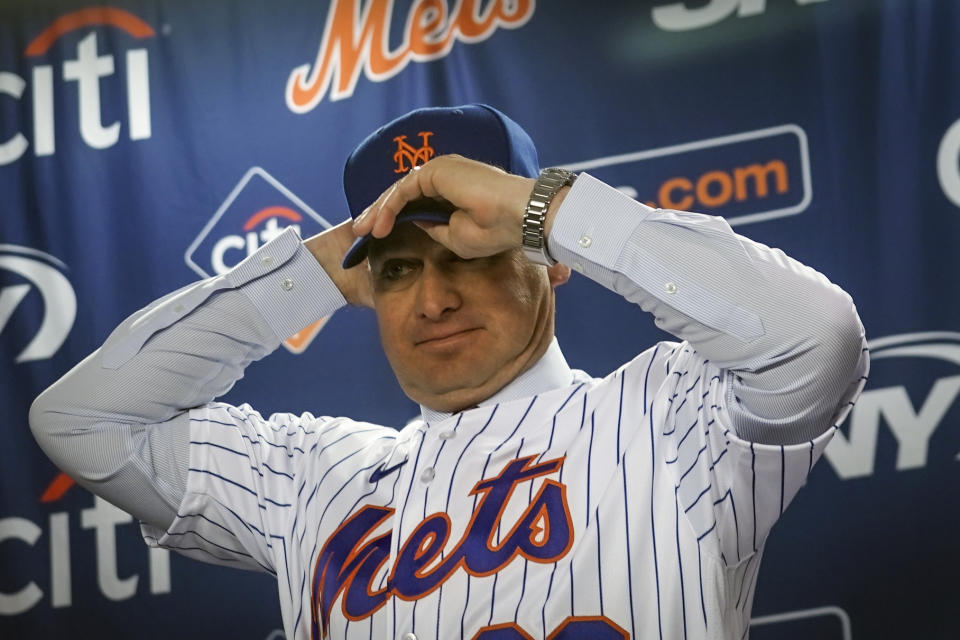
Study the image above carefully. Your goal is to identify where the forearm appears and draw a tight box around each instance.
[30,229,345,526]
[548,173,867,444]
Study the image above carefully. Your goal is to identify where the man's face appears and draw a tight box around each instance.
[367,223,555,412]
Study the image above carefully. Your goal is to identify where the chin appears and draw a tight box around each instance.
[404,371,503,412]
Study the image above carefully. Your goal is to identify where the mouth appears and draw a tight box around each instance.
[414,328,482,349]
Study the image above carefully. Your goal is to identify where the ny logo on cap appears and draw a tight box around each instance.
[393,132,434,173]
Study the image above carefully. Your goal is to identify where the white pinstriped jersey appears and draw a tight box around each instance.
[142,339,865,640]
[23,173,867,640]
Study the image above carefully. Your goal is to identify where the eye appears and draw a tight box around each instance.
[380,259,415,281]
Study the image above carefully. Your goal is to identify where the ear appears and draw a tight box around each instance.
[547,262,571,288]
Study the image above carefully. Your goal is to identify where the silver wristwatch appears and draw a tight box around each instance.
[521,167,577,266]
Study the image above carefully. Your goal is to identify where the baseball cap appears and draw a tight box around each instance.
[341,104,541,268]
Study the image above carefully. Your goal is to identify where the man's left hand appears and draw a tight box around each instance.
[351,155,563,259]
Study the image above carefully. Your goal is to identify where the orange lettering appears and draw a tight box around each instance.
[286,0,535,113]
[409,0,449,57]
[659,177,694,210]
[696,170,733,208]
[733,160,788,200]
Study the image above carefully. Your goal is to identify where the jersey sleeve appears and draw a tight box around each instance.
[654,344,869,565]
[30,228,348,536]
[141,404,395,574]
[548,173,868,447]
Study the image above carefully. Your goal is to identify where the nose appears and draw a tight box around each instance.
[416,263,461,320]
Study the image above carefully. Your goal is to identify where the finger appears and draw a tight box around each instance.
[374,168,430,233]
[366,184,403,239]
[413,220,451,249]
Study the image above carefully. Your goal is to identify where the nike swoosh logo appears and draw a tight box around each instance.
[369,459,408,483]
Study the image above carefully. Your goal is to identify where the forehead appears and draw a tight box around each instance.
[367,223,444,262]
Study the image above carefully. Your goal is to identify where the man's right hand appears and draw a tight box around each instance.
[303,220,374,308]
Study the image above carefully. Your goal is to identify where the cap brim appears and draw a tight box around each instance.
[341,204,455,268]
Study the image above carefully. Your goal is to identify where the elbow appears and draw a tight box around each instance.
[816,289,867,379]
[29,386,65,459]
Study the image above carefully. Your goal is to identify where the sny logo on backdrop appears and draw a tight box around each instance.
[184,167,335,354]
[822,332,960,479]
[0,7,156,166]
[0,245,75,363]
[651,0,829,31]
[563,124,811,226]
[285,0,535,113]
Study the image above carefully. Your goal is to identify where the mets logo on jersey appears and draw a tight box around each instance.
[393,132,435,173]
[309,455,573,638]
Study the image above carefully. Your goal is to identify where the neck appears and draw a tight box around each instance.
[419,338,573,424]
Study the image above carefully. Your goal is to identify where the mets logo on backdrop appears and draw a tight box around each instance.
[184,167,335,354]
[285,0,535,113]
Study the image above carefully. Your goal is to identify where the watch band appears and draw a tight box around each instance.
[521,167,577,266]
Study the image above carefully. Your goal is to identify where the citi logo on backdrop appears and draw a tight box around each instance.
[184,167,336,354]
[0,7,156,166]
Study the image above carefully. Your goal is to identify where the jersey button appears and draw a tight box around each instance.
[402,633,417,640]
[438,430,456,440]
[420,467,435,483]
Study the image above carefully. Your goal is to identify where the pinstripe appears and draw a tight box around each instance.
[596,506,604,616]
[779,446,786,516]
[176,511,234,536]
[697,539,706,627]
[432,414,464,640]
[750,443,757,552]
[299,443,378,544]
[316,454,391,534]
[462,437,502,637]
[676,417,700,449]
[512,387,584,625]
[734,554,757,610]
[616,371,625,463]
[678,444,709,487]
[739,552,762,613]
[540,431,570,637]
[642,345,660,640]
[586,410,595,528]
[395,428,428,637]
[489,437,526,627]
[675,485,688,640]
[142,536,247,566]
[494,396,537,451]
[189,467,258,497]
[411,427,449,632]
[438,406,499,637]
[684,484,712,514]
[162,528,255,561]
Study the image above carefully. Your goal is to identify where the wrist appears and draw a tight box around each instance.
[542,185,569,241]
[521,168,577,266]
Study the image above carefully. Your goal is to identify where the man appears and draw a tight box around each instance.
[31,104,868,640]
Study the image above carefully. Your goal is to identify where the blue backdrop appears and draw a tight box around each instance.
[2,0,957,637]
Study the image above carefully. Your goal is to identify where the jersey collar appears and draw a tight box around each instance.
[419,337,574,425]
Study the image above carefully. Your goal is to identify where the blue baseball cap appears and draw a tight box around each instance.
[341,104,541,268]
